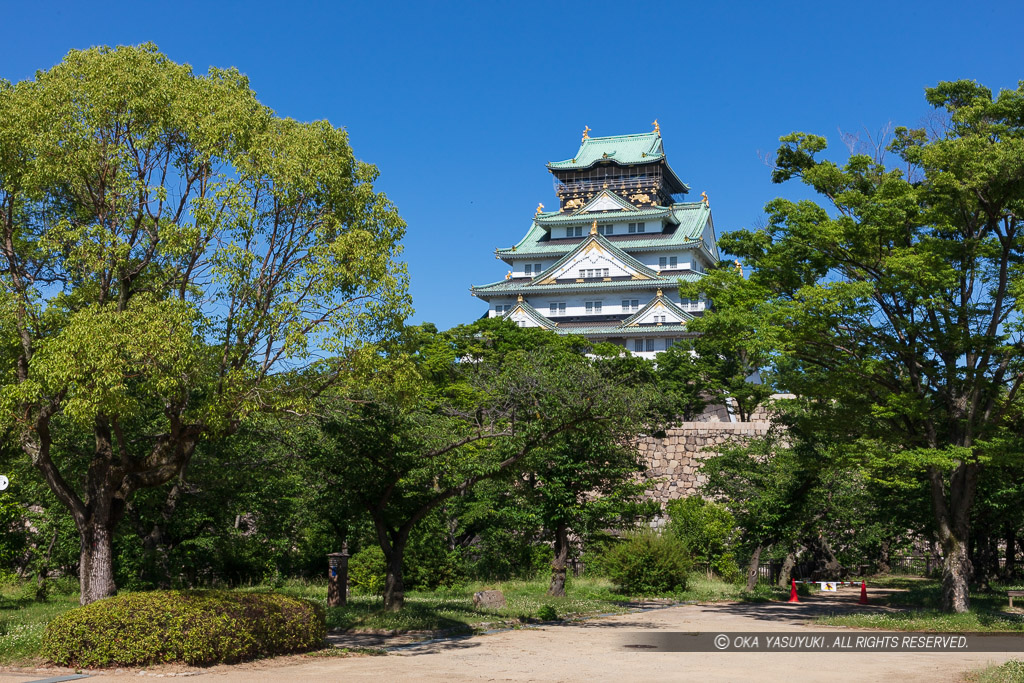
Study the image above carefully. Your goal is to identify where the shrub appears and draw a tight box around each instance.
[603,532,691,595]
[665,497,741,582]
[348,546,387,596]
[43,590,324,667]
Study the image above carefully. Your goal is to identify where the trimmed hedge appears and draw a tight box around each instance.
[43,590,325,667]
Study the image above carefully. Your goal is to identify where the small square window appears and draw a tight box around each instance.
[603,268,609,277]
[634,340,644,352]
[579,269,585,278]
[670,256,677,268]
[535,263,543,273]
[636,222,645,233]
[659,257,667,268]
[525,264,532,276]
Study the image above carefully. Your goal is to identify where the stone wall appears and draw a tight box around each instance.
[639,400,781,529]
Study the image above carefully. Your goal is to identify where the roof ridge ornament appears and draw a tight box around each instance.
[582,125,591,142]
[652,119,660,136]
[536,202,544,214]
[518,294,523,303]
[701,191,709,207]
[590,220,598,235]
[657,288,663,297]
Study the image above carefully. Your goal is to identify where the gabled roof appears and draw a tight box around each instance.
[531,231,659,285]
[621,290,695,326]
[573,190,640,214]
[548,133,664,171]
[503,298,556,330]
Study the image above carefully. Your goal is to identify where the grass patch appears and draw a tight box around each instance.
[964,660,1024,683]
[816,578,1024,633]
[0,580,80,666]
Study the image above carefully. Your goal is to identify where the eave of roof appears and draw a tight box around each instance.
[471,272,703,296]
[547,133,664,171]
[496,202,711,261]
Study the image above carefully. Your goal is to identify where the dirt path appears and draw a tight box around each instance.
[33,587,1024,682]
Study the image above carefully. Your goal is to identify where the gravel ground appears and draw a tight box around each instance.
[17,587,1023,682]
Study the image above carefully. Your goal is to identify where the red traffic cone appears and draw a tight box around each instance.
[859,581,868,605]
[788,578,799,603]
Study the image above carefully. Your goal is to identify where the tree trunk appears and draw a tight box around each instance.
[383,543,406,612]
[745,544,763,592]
[79,523,117,605]
[777,552,796,588]
[1005,527,1016,580]
[548,522,569,597]
[930,463,976,613]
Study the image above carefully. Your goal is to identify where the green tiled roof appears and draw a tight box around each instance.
[496,202,711,259]
[471,272,703,296]
[503,300,556,330]
[536,206,674,226]
[548,133,664,170]
[555,324,694,337]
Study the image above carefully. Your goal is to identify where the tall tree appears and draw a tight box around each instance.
[702,80,1024,611]
[0,45,408,603]
[309,321,652,610]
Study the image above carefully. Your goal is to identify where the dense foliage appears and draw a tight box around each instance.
[602,532,691,595]
[666,497,741,582]
[42,591,325,666]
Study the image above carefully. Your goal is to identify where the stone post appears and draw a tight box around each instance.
[327,542,349,607]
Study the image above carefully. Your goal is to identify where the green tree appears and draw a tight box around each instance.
[698,81,1024,611]
[666,497,740,582]
[0,45,408,603]
[309,320,652,610]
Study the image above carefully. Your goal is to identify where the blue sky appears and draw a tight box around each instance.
[3,1,1023,330]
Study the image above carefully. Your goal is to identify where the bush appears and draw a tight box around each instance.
[43,590,325,667]
[665,497,741,582]
[348,546,387,596]
[602,532,691,595]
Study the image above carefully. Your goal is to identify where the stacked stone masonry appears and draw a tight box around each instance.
[639,401,778,529]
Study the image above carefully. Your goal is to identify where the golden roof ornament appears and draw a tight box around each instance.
[505,270,511,280]
[581,125,591,142]
[652,119,660,136]
[536,202,544,214]
[657,288,663,297]
[701,191,709,207]
[517,294,523,303]
[590,220,598,235]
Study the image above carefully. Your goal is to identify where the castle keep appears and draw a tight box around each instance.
[471,126,718,358]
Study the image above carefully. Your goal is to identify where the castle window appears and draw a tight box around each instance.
[603,268,610,277]
[659,257,666,268]
[585,301,602,314]
[535,263,542,273]
[634,340,644,352]
[628,222,646,234]
[567,226,582,238]
[670,256,677,268]
[622,299,639,312]
[646,339,655,352]
[597,224,613,235]
[549,302,566,315]
[524,264,532,276]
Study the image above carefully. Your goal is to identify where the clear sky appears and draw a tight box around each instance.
[3,1,1023,330]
